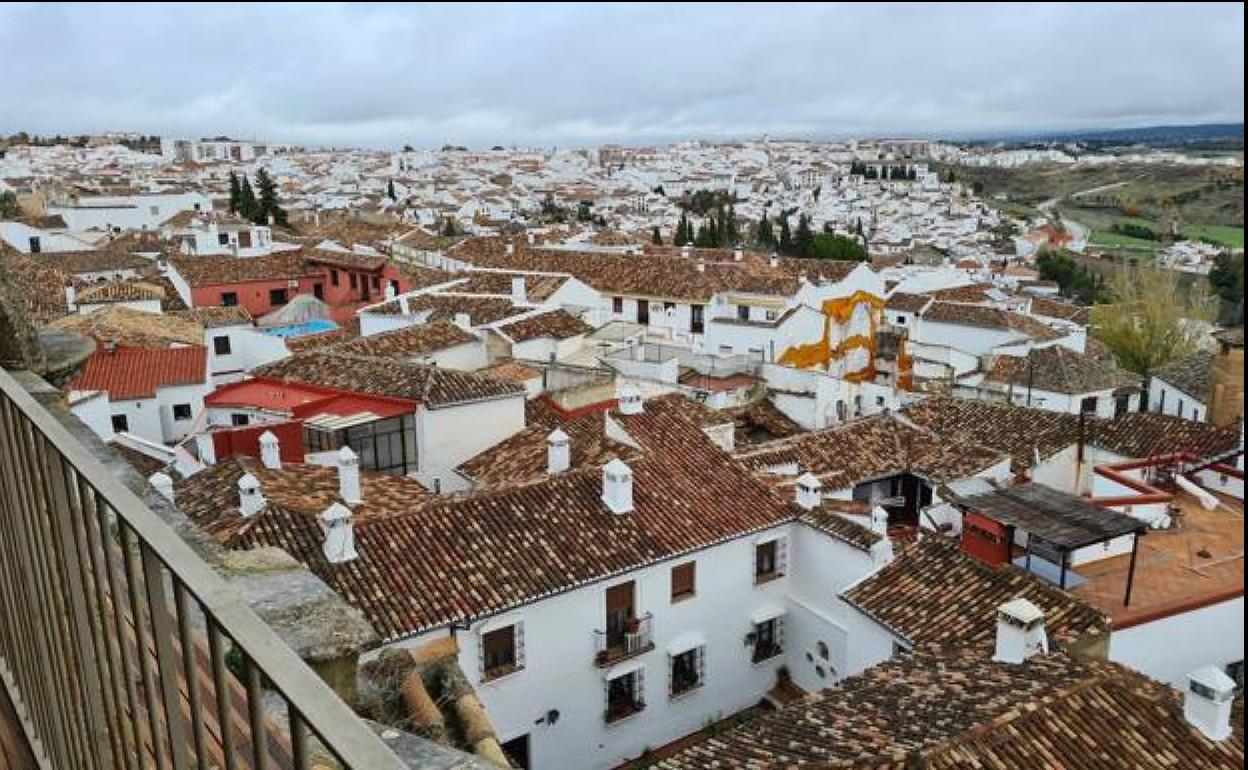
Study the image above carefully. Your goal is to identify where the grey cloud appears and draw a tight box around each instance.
[0,2,1241,148]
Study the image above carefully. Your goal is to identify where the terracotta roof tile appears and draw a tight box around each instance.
[496,310,592,342]
[1149,350,1214,401]
[329,321,477,358]
[69,345,207,399]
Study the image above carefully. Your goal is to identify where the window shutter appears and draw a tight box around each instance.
[478,632,486,678]
[636,666,645,706]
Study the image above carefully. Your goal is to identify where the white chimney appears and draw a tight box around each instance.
[384,283,396,301]
[794,472,822,510]
[602,459,634,514]
[148,472,174,503]
[681,244,692,258]
[993,598,1048,664]
[1184,666,1236,741]
[237,472,264,517]
[258,430,281,470]
[453,312,472,330]
[547,428,570,474]
[871,506,890,537]
[733,247,744,262]
[506,242,515,256]
[321,502,358,564]
[194,432,217,466]
[696,262,705,273]
[65,283,77,312]
[337,446,362,504]
[616,383,643,415]
[769,256,779,268]
[511,276,527,304]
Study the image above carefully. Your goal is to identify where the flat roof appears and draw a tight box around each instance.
[954,482,1146,550]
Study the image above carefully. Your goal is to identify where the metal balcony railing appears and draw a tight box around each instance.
[0,366,412,770]
[592,613,655,667]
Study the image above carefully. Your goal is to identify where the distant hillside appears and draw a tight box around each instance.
[1054,123,1243,143]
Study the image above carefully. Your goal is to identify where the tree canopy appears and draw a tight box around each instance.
[1090,267,1218,375]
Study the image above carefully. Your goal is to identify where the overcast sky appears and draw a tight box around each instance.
[1,3,1242,149]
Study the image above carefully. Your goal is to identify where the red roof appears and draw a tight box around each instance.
[70,345,207,400]
[205,376,414,420]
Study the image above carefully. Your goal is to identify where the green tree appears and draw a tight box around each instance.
[387,179,397,201]
[755,216,775,247]
[1209,252,1245,325]
[252,168,286,226]
[651,226,663,246]
[778,217,793,255]
[0,190,19,218]
[793,214,814,257]
[228,172,241,215]
[807,233,868,261]
[238,176,258,221]
[1091,267,1219,375]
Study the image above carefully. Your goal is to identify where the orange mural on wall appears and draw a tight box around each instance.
[778,290,884,382]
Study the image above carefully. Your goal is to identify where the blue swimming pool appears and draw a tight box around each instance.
[261,319,339,338]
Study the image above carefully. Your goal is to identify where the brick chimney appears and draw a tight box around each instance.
[547,428,570,474]
[1184,666,1236,741]
[993,598,1047,664]
[321,502,358,564]
[337,446,362,504]
[602,459,634,514]
[259,430,281,470]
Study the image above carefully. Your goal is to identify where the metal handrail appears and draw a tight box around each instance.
[0,366,410,769]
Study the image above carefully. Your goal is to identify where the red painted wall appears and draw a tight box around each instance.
[211,420,306,464]
[190,277,324,317]
[961,511,1010,566]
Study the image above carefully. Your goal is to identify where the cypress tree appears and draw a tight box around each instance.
[387,179,397,201]
[652,226,663,246]
[228,172,241,214]
[794,214,814,257]
[238,176,258,221]
[778,218,793,255]
[253,168,286,226]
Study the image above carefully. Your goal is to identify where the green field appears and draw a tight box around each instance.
[1088,231,1159,250]
[1180,224,1244,248]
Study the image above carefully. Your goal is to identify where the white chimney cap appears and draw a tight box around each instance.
[796,472,821,490]
[547,428,570,445]
[1188,666,1237,701]
[321,501,353,524]
[337,445,358,464]
[259,430,278,445]
[604,458,631,476]
[238,471,260,491]
[998,597,1044,626]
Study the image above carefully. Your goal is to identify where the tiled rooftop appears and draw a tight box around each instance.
[1150,350,1214,402]
[68,345,207,399]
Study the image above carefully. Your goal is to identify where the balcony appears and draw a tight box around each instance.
[0,366,474,770]
[593,613,655,667]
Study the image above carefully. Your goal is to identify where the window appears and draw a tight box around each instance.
[816,640,830,660]
[28,236,41,254]
[1177,399,1184,419]
[268,288,288,307]
[670,562,696,602]
[213,335,232,355]
[371,276,380,290]
[876,395,886,407]
[149,205,159,216]
[218,233,230,246]
[737,305,750,321]
[664,302,676,313]
[895,315,906,324]
[718,345,733,355]
[110,414,128,433]
[220,291,239,307]
[691,305,704,334]
[1080,396,1098,414]
[604,669,645,724]
[172,404,192,421]
[754,538,785,584]
[612,297,624,314]
[349,273,358,290]
[231,413,249,427]
[637,300,649,324]
[669,646,704,697]
[481,623,524,681]
[751,617,784,663]
[330,269,340,287]
[765,309,778,321]
[313,283,324,300]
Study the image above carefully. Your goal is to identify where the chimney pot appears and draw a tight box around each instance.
[795,472,822,510]
[993,598,1047,664]
[453,312,472,330]
[547,428,571,474]
[602,458,634,514]
[506,242,515,256]
[237,472,264,517]
[616,383,644,415]
[384,283,396,301]
[681,244,692,258]
[258,430,281,470]
[511,275,527,304]
[1184,666,1236,741]
[148,472,175,503]
[194,432,217,466]
[321,502,358,564]
[733,246,744,262]
[337,446,362,504]
[65,282,77,312]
